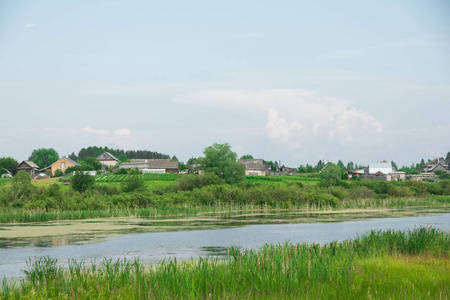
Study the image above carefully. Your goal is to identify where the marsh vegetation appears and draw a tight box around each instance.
[1,227,449,299]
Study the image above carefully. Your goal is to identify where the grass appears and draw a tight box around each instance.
[1,227,449,299]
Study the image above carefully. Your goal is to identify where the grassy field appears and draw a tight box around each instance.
[1,227,449,299]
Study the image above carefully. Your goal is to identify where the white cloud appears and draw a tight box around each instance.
[174,89,383,146]
[82,126,110,135]
[114,128,131,136]
[24,24,36,28]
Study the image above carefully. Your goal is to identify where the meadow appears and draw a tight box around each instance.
[1,227,449,299]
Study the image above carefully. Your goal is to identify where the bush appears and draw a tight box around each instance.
[53,169,63,177]
[121,175,145,193]
[71,171,95,193]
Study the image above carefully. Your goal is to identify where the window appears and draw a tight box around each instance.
[61,162,66,169]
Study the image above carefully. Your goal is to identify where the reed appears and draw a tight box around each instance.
[2,228,449,299]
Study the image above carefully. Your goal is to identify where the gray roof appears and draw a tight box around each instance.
[120,159,179,170]
[237,159,266,171]
[97,151,119,161]
[423,157,448,168]
[18,160,40,169]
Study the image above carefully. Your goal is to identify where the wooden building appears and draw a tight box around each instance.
[120,159,179,174]
[16,160,40,178]
[237,159,268,176]
[97,151,119,167]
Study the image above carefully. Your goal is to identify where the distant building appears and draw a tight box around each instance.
[119,159,179,174]
[50,156,80,175]
[422,157,449,174]
[237,159,268,176]
[97,151,119,167]
[16,160,40,178]
[367,161,394,175]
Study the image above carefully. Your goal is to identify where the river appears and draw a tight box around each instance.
[1,212,449,279]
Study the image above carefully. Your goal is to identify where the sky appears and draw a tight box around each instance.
[0,0,449,167]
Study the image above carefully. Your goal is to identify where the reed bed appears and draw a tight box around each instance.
[2,227,449,299]
[0,195,449,224]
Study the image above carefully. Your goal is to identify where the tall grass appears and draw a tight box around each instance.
[2,227,449,299]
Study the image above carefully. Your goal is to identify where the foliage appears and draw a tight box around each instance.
[318,163,344,187]
[71,171,95,193]
[2,228,449,299]
[239,154,254,159]
[0,157,19,175]
[121,175,145,192]
[198,143,245,184]
[7,170,33,205]
[80,157,102,171]
[28,148,59,168]
[78,146,170,161]
[64,165,82,174]
[53,169,63,177]
[446,151,450,165]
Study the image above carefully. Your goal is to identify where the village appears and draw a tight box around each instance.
[3,149,450,182]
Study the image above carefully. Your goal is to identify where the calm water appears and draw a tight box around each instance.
[1,213,449,279]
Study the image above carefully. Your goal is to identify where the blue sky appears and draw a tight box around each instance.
[0,0,449,167]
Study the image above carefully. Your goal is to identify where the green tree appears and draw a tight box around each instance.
[198,143,245,184]
[53,169,64,177]
[80,157,102,171]
[319,163,343,187]
[0,157,19,175]
[240,154,254,159]
[445,152,450,165]
[171,155,179,162]
[298,165,306,173]
[337,160,345,170]
[29,148,59,168]
[71,171,95,193]
[121,175,145,192]
[8,170,33,204]
[391,161,398,171]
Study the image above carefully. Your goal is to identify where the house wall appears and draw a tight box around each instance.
[51,158,78,175]
[99,160,118,167]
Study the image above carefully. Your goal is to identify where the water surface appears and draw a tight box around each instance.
[1,212,449,279]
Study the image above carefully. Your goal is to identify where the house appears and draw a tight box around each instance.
[119,159,179,174]
[16,160,40,178]
[1,169,13,179]
[237,159,268,176]
[422,157,449,173]
[50,156,80,176]
[97,151,119,167]
[367,161,395,175]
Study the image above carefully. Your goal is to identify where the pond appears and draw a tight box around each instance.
[1,211,449,279]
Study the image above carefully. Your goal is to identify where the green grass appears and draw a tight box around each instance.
[2,227,449,299]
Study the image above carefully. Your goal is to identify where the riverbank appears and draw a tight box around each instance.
[2,227,449,299]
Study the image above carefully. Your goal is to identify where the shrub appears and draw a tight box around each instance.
[53,169,63,177]
[121,175,145,193]
[71,171,95,193]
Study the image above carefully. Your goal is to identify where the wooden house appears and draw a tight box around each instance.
[120,159,179,174]
[97,151,119,167]
[50,156,80,175]
[422,157,449,173]
[237,159,268,176]
[16,160,40,178]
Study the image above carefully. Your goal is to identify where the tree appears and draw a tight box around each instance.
[198,143,245,184]
[121,174,145,192]
[8,170,33,203]
[240,155,254,159]
[171,155,179,162]
[29,148,59,168]
[71,171,95,193]
[346,161,354,171]
[319,163,344,187]
[298,165,306,173]
[53,169,63,177]
[0,157,19,175]
[445,152,450,165]
[68,152,78,161]
[80,157,102,171]
[391,161,398,171]
[337,160,345,170]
